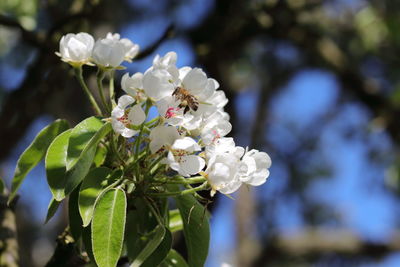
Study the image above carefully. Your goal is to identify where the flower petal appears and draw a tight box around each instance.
[178,155,205,177]
[128,104,146,125]
[117,95,135,109]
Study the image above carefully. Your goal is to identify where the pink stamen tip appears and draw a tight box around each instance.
[211,129,221,143]
[165,107,176,119]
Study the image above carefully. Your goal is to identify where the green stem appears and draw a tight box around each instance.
[73,67,102,116]
[145,116,160,126]
[103,177,123,192]
[153,176,206,185]
[96,68,110,115]
[109,70,116,108]
[147,182,209,197]
[144,198,164,226]
[149,155,166,174]
[110,134,125,166]
[134,102,151,160]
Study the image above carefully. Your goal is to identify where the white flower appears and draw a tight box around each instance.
[204,138,272,195]
[149,125,180,153]
[205,153,242,196]
[205,137,243,160]
[106,33,139,61]
[111,95,146,138]
[156,96,202,130]
[92,38,125,68]
[196,90,228,118]
[57,32,94,65]
[239,149,271,186]
[166,137,205,177]
[180,67,218,103]
[143,69,175,100]
[141,52,181,101]
[200,110,232,145]
[121,72,146,101]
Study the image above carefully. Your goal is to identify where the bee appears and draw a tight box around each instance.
[172,86,199,114]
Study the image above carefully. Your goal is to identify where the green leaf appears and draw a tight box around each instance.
[64,146,96,196]
[46,129,96,200]
[9,119,69,204]
[79,167,114,227]
[160,250,189,267]
[82,224,96,264]
[46,129,72,201]
[67,117,111,170]
[125,199,158,261]
[175,194,210,267]
[92,188,126,267]
[168,209,183,233]
[69,186,83,241]
[45,198,61,224]
[141,228,172,267]
[130,225,166,267]
[93,145,107,167]
[0,177,5,195]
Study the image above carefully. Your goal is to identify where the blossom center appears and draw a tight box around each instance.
[165,107,179,119]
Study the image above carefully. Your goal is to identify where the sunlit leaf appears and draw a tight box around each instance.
[64,146,96,196]
[46,129,96,201]
[168,209,183,233]
[46,129,72,201]
[67,116,111,170]
[9,119,69,204]
[93,144,107,167]
[92,188,126,267]
[79,167,119,227]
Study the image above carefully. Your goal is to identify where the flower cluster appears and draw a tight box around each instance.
[57,32,139,68]
[58,32,271,196]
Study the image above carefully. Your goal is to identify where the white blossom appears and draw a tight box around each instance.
[57,32,94,65]
[111,95,146,138]
[200,110,232,145]
[106,33,139,61]
[92,38,125,68]
[165,137,205,177]
[239,149,271,186]
[143,68,175,100]
[121,72,146,101]
[156,96,202,130]
[205,153,242,196]
[149,125,180,153]
[204,138,271,195]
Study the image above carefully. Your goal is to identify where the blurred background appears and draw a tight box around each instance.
[1,0,400,266]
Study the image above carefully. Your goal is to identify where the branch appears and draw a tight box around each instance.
[0,14,41,47]
[0,193,19,267]
[252,229,400,266]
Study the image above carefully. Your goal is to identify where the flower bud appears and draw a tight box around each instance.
[57,32,94,66]
[92,38,125,68]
